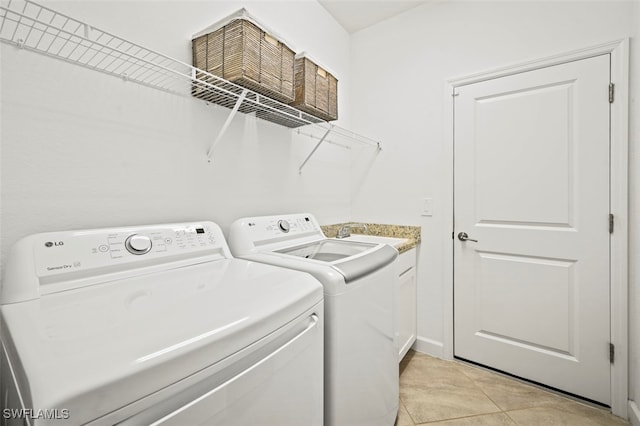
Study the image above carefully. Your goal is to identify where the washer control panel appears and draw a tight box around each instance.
[229,213,324,253]
[249,214,319,239]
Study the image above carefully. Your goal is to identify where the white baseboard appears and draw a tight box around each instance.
[412,336,445,359]
[629,400,640,426]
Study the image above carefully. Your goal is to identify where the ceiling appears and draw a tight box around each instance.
[318,1,431,34]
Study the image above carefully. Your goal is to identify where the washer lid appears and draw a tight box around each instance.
[275,239,376,262]
[1,258,322,424]
[274,239,398,283]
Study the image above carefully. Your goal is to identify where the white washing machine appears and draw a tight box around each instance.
[0,221,324,426]
[229,213,399,426]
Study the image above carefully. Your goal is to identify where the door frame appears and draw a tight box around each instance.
[441,39,629,417]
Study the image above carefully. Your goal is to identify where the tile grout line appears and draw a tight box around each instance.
[413,411,509,425]
[401,352,629,425]
[452,361,509,415]
[454,359,626,419]
[451,360,629,425]
[449,359,569,425]
[401,354,503,424]
[502,409,520,425]
[398,397,419,426]
[398,357,417,425]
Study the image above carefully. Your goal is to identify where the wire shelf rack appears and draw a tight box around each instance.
[0,0,381,167]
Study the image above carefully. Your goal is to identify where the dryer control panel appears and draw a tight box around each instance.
[2,222,232,303]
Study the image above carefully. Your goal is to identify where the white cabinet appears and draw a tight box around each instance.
[397,248,417,362]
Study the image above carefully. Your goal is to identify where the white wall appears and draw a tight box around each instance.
[0,0,353,268]
[629,0,640,417]
[350,0,636,402]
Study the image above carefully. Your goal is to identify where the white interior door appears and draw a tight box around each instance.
[453,54,611,405]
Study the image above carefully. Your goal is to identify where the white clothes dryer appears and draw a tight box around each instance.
[0,221,323,426]
[229,213,399,426]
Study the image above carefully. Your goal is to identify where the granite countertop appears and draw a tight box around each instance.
[320,222,421,254]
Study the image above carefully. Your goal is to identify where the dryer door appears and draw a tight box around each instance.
[113,307,323,426]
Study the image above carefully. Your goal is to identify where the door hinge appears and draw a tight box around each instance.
[609,83,615,103]
[610,342,615,364]
[609,213,614,234]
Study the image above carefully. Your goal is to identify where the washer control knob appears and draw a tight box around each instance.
[125,234,152,255]
[277,220,290,233]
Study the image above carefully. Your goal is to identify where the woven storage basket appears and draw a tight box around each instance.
[192,17,295,104]
[291,55,338,121]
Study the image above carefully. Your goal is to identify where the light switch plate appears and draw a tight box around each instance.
[421,198,433,216]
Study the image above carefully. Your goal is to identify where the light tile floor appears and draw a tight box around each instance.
[398,350,630,426]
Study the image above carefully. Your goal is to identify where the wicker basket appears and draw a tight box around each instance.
[192,16,295,104]
[291,54,338,121]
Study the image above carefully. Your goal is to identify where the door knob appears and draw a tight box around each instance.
[457,232,478,243]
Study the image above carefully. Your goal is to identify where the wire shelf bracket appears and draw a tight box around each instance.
[298,126,333,174]
[207,88,248,161]
[0,0,382,166]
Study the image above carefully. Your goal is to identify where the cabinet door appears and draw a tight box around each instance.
[398,249,417,361]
